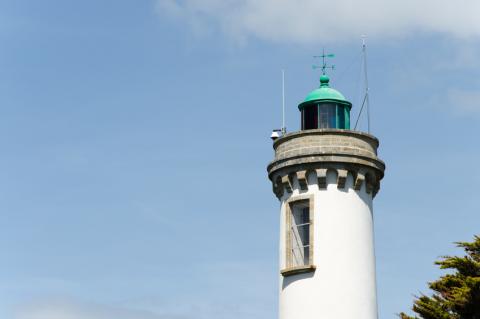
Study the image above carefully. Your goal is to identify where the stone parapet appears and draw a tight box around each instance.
[267,129,385,198]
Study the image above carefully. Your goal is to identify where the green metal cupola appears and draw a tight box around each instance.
[298,74,352,130]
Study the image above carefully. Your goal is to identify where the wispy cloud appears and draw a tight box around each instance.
[13,298,185,319]
[156,0,480,44]
[11,259,275,319]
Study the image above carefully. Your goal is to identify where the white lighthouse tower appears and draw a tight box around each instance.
[267,71,385,319]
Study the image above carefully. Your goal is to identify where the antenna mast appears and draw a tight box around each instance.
[282,69,286,135]
[362,36,371,133]
[354,36,372,133]
[270,70,287,140]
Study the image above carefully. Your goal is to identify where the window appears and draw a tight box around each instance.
[286,199,313,270]
[302,105,318,130]
[301,102,350,130]
[318,103,336,128]
[290,201,310,266]
[337,104,345,129]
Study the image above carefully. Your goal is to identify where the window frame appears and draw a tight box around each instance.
[281,195,316,276]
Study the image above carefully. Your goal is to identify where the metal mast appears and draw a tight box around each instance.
[362,36,371,133]
[282,69,286,135]
[354,36,372,133]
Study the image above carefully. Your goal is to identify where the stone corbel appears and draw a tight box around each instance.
[354,172,365,190]
[373,185,380,198]
[282,175,293,193]
[337,169,348,189]
[296,171,308,190]
[273,177,284,198]
[316,168,327,189]
[366,181,374,194]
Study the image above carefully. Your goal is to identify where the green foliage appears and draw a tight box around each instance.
[399,235,480,319]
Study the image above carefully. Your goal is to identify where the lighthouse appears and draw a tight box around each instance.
[267,72,385,319]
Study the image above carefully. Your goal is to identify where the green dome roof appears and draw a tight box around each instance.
[303,75,349,103]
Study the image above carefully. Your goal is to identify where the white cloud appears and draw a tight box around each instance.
[156,0,480,43]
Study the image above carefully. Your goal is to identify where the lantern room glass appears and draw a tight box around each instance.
[319,103,336,128]
[301,103,350,130]
[303,104,318,130]
[338,105,346,129]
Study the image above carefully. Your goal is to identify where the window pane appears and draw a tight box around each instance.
[292,246,304,266]
[303,246,310,265]
[296,223,309,239]
[294,207,309,225]
[301,109,304,129]
[303,105,318,129]
[319,103,336,128]
[338,105,345,129]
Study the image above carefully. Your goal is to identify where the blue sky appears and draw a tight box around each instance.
[0,0,479,318]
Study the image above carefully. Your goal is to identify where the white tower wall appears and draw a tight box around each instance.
[279,171,377,319]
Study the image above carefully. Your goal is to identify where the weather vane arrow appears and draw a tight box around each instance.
[312,49,335,75]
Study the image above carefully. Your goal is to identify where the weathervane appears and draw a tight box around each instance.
[312,49,335,75]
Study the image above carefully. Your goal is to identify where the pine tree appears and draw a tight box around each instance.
[399,235,480,319]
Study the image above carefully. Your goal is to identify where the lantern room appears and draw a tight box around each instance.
[298,75,352,130]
